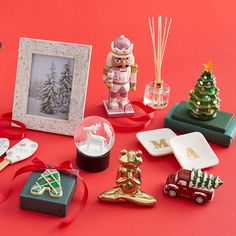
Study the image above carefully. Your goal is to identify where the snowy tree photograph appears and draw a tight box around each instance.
[27,54,75,120]
[58,61,73,113]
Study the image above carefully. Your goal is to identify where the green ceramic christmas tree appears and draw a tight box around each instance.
[187,61,220,120]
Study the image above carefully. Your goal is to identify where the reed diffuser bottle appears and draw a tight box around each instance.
[144,16,172,109]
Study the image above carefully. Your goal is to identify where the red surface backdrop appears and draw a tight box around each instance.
[0,0,236,235]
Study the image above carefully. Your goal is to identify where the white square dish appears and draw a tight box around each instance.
[136,128,176,156]
[170,132,219,170]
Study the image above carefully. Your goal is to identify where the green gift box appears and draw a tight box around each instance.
[164,102,236,147]
[20,170,78,217]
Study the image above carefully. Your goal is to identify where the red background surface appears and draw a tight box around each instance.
[0,0,236,235]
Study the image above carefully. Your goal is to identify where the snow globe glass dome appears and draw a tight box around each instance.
[74,116,115,172]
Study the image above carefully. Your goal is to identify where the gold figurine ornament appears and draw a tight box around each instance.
[98,149,157,206]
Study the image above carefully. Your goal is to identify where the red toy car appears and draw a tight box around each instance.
[164,169,223,204]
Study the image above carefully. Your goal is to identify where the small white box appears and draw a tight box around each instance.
[136,128,176,156]
[170,132,219,170]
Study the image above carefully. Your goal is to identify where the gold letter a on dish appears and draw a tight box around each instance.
[186,147,199,159]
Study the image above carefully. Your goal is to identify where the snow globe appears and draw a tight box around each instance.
[74,116,115,172]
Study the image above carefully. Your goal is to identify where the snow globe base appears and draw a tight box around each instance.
[76,150,110,173]
[103,100,134,117]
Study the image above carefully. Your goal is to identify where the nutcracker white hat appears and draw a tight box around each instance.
[111,35,134,58]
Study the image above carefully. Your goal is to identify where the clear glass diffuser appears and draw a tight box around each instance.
[143,82,170,109]
[74,116,115,157]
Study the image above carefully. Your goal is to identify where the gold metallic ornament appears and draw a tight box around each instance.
[131,64,138,73]
[98,149,157,206]
[203,61,214,72]
[103,66,109,76]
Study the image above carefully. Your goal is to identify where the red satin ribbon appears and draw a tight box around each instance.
[0,158,88,226]
[110,101,156,132]
[0,112,26,139]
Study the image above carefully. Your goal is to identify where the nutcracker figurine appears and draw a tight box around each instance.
[103,35,138,116]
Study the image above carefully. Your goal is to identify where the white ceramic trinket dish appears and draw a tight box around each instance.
[170,132,219,170]
[136,128,176,156]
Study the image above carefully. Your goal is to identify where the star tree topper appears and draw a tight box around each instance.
[203,61,214,72]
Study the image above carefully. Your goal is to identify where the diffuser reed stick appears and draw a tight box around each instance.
[148,15,172,107]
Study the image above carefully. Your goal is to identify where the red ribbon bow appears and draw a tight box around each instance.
[110,101,156,132]
[0,112,26,139]
[0,158,88,226]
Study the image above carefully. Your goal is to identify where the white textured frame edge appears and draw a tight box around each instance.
[13,37,92,136]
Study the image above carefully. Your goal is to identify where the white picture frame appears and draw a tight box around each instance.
[13,37,92,136]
